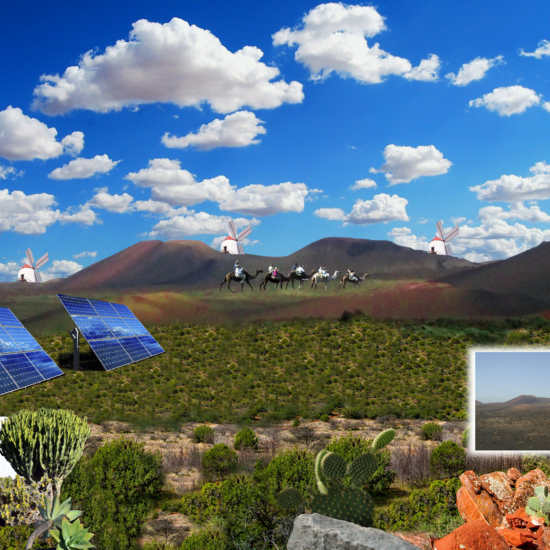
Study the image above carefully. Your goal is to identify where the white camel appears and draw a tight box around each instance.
[311,270,341,290]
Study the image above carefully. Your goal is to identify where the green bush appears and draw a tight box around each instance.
[0,524,50,550]
[201,444,238,478]
[0,475,50,526]
[522,455,550,476]
[320,414,330,422]
[421,422,443,441]
[179,525,229,550]
[462,428,469,448]
[142,540,176,550]
[342,407,363,419]
[292,418,300,427]
[430,441,466,479]
[192,425,215,443]
[62,437,163,550]
[325,432,396,496]
[234,427,259,451]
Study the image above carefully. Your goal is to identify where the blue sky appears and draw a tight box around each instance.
[1,0,550,281]
[475,351,550,403]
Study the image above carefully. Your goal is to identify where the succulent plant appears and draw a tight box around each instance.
[49,517,95,550]
[277,428,396,527]
[525,484,550,524]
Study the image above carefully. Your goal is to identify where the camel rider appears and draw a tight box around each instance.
[292,262,298,271]
[320,266,328,278]
[348,268,358,282]
[234,261,244,279]
[268,264,274,275]
[296,264,305,276]
[273,267,279,280]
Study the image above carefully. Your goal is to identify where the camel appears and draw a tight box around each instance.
[311,270,341,290]
[259,272,291,291]
[219,269,263,293]
[286,270,317,289]
[338,273,370,290]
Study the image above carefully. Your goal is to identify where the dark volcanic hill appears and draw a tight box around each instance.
[476,395,550,413]
[435,241,550,302]
[9,237,480,292]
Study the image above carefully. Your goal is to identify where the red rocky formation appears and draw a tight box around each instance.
[479,471,515,514]
[513,470,550,512]
[432,520,509,550]
[508,468,522,482]
[458,470,504,528]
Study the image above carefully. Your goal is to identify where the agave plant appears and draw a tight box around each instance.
[49,517,95,550]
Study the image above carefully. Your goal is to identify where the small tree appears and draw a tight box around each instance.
[234,428,259,451]
[291,426,327,451]
[0,409,90,497]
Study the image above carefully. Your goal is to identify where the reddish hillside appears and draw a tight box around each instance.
[503,395,538,405]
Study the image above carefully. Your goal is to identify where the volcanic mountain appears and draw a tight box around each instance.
[476,395,550,413]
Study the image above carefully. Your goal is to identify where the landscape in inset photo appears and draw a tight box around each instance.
[475,351,550,451]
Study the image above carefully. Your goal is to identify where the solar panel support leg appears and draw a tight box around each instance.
[69,328,80,371]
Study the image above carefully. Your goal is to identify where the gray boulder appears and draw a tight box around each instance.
[287,514,420,550]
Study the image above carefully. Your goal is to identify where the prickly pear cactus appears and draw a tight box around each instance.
[525,485,550,523]
[277,428,395,527]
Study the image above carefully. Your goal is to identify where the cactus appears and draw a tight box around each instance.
[525,484,550,524]
[277,428,395,527]
[0,408,90,496]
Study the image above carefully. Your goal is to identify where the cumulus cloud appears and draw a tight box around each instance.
[148,212,259,239]
[519,40,550,59]
[40,260,84,282]
[48,154,121,180]
[478,202,550,223]
[314,207,346,220]
[344,193,409,225]
[370,144,452,184]
[0,261,21,282]
[445,56,504,86]
[219,181,309,216]
[470,162,550,201]
[0,106,84,161]
[387,227,429,250]
[350,178,377,190]
[88,187,134,213]
[273,3,439,84]
[74,251,97,259]
[543,102,550,113]
[32,18,304,115]
[0,189,98,234]
[469,85,541,116]
[162,111,266,151]
[0,165,22,180]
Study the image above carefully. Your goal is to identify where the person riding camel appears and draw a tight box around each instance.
[234,261,244,279]
[348,268,358,282]
[268,264,274,275]
[319,266,328,278]
[296,264,305,276]
[273,267,279,280]
[292,262,298,271]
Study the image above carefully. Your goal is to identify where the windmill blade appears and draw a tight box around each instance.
[228,221,238,240]
[237,242,245,255]
[444,225,459,242]
[436,220,444,240]
[35,252,49,270]
[26,248,35,267]
[35,271,43,283]
[444,243,452,256]
[236,224,252,242]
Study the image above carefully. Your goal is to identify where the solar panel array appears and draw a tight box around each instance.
[0,307,63,397]
[57,295,164,371]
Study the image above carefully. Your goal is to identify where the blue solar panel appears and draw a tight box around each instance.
[124,318,149,336]
[111,303,135,318]
[88,299,119,318]
[119,337,151,362]
[72,316,114,341]
[58,294,97,317]
[138,335,164,357]
[88,340,132,371]
[0,307,63,396]
[102,318,134,338]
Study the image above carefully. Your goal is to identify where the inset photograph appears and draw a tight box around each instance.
[473,349,550,452]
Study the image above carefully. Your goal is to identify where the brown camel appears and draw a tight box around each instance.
[219,269,263,292]
[338,273,370,290]
[259,272,290,291]
[286,270,317,289]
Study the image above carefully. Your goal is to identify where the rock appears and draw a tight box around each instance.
[479,471,515,514]
[512,469,550,512]
[432,520,509,550]
[287,514,421,550]
[458,471,504,528]
[507,467,522,483]
[496,527,537,547]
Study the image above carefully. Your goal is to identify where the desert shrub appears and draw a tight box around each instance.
[522,455,550,476]
[192,425,215,443]
[62,437,163,550]
[292,418,300,427]
[142,541,175,550]
[421,422,443,441]
[234,427,259,451]
[320,414,330,422]
[0,475,50,526]
[325,432,396,495]
[374,478,462,533]
[342,406,363,419]
[179,524,229,550]
[430,441,466,479]
[390,443,432,486]
[0,524,50,550]
[201,444,238,478]
[462,428,469,448]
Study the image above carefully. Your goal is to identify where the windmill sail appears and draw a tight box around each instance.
[26,248,34,267]
[429,221,459,256]
[436,221,445,240]
[35,252,49,270]
[236,225,252,241]
[228,221,238,240]
[35,271,43,283]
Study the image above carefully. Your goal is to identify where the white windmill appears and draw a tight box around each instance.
[220,221,252,255]
[428,220,459,256]
[17,248,49,283]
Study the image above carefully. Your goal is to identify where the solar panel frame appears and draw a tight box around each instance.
[0,307,63,397]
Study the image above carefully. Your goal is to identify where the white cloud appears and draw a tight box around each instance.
[88,187,134,213]
[470,162,550,201]
[273,3,439,84]
[0,189,98,234]
[162,111,266,151]
[148,212,259,239]
[133,199,176,214]
[40,260,84,282]
[73,251,97,259]
[519,40,550,59]
[388,227,428,250]
[478,202,550,223]
[0,165,22,180]
[370,144,452,184]
[344,193,409,225]
[445,56,504,86]
[0,106,84,161]
[48,154,121,180]
[350,178,377,190]
[543,102,550,113]
[0,261,21,282]
[314,207,346,220]
[469,85,541,116]
[219,181,309,216]
[33,18,304,115]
